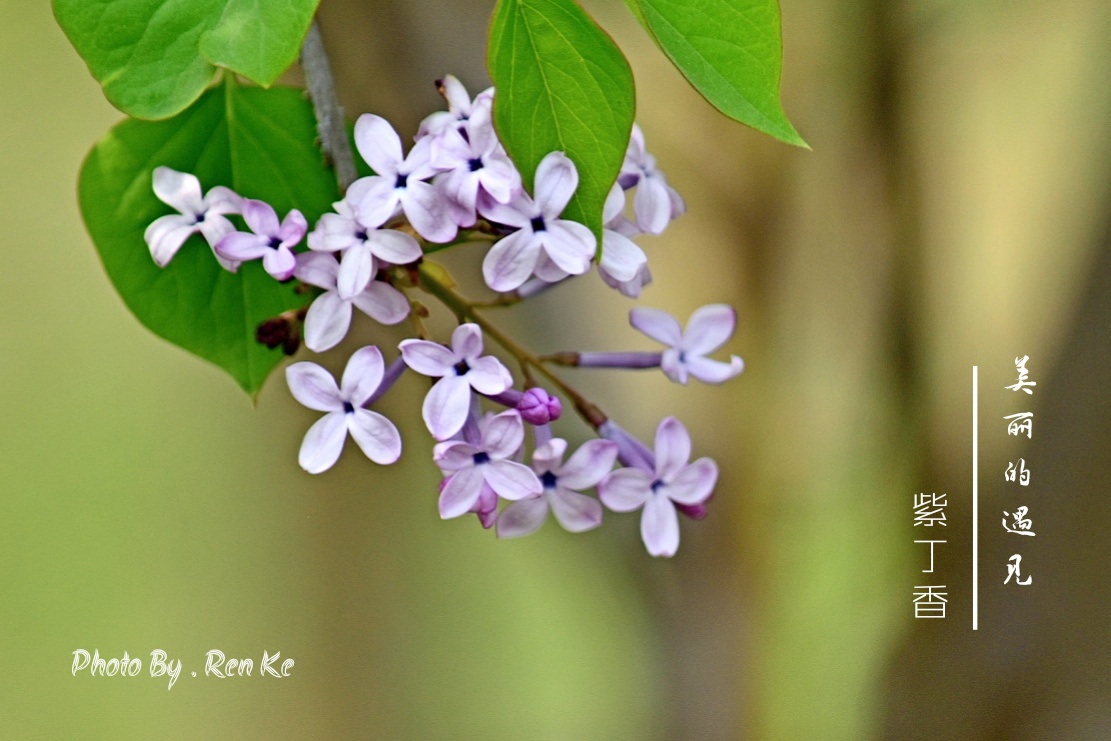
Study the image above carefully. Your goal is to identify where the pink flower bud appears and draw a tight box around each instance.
[517,387,562,425]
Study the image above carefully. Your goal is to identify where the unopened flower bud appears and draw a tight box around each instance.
[517,387,562,425]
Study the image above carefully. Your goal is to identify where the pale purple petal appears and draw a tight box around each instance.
[203,186,241,215]
[439,466,485,519]
[354,114,402,176]
[630,307,682,346]
[152,167,203,214]
[197,214,236,250]
[599,230,646,282]
[479,154,520,203]
[535,152,578,217]
[433,440,479,472]
[483,459,542,500]
[308,211,359,253]
[641,493,680,557]
[540,221,595,275]
[347,409,402,465]
[667,458,718,505]
[466,356,512,395]
[481,410,525,459]
[558,439,618,490]
[278,209,308,244]
[532,252,570,283]
[634,175,672,235]
[422,374,472,439]
[655,417,692,481]
[352,281,410,325]
[399,339,456,377]
[598,468,652,512]
[402,181,455,242]
[303,292,353,353]
[298,411,348,474]
[452,323,484,360]
[685,355,744,384]
[682,304,737,355]
[262,247,297,281]
[215,232,269,261]
[340,345,385,405]
[337,244,377,299]
[531,438,568,472]
[602,182,626,224]
[286,362,342,411]
[294,251,339,290]
[353,177,401,228]
[441,74,472,112]
[477,190,532,228]
[368,229,422,265]
[496,496,549,538]
[145,215,196,267]
[483,229,541,291]
[404,135,438,181]
[241,199,280,236]
[549,488,604,532]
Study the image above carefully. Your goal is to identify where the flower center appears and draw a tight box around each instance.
[355,229,368,241]
[193,211,207,225]
[395,172,409,189]
[467,157,483,172]
[453,360,470,376]
[343,402,355,414]
[268,236,282,250]
[540,471,558,490]
[473,452,490,465]
[530,215,546,232]
[650,479,665,493]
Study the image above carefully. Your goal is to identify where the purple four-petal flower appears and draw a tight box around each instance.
[630,305,745,384]
[215,199,307,281]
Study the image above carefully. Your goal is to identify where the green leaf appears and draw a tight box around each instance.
[53,0,320,119]
[488,0,635,240]
[631,0,807,147]
[78,82,340,395]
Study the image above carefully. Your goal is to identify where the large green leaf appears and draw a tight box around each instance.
[53,0,320,119]
[631,0,807,147]
[79,82,340,395]
[488,0,635,240]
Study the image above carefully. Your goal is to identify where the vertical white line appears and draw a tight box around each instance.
[972,366,979,630]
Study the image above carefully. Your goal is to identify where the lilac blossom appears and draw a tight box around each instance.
[431,103,520,228]
[293,252,409,352]
[215,199,306,281]
[308,199,422,299]
[598,417,717,557]
[497,438,616,538]
[399,323,514,440]
[286,346,403,473]
[350,114,455,242]
[597,184,651,297]
[478,151,596,291]
[433,410,542,519]
[619,123,686,235]
[145,167,242,270]
[417,74,494,141]
[630,305,745,384]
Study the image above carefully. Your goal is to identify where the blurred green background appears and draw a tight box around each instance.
[3,0,1110,738]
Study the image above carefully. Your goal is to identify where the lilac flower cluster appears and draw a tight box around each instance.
[143,75,743,557]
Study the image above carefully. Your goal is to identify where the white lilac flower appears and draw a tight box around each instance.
[496,438,616,538]
[431,103,521,228]
[144,166,242,270]
[293,252,409,352]
[286,346,403,473]
[308,199,422,299]
[619,123,686,235]
[399,323,513,440]
[350,114,455,243]
[215,199,306,281]
[477,151,596,291]
[417,74,494,141]
[630,304,744,384]
[597,183,651,297]
[433,410,542,519]
[598,417,717,557]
